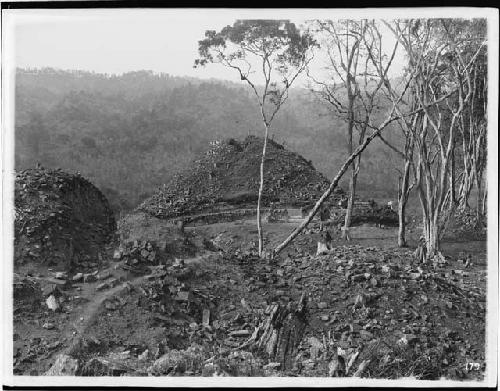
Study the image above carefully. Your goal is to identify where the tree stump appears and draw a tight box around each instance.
[253,293,308,370]
[175,219,185,233]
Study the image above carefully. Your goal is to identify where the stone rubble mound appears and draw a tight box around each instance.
[139,136,344,219]
[14,167,116,268]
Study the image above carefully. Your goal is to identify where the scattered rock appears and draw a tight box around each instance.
[46,295,59,311]
[263,362,281,370]
[104,300,117,311]
[72,273,83,282]
[79,357,127,376]
[354,294,365,308]
[359,330,373,340]
[55,272,67,279]
[108,278,120,288]
[229,330,251,337]
[45,354,79,376]
[83,273,97,283]
[148,345,204,375]
[97,270,112,280]
[96,282,109,291]
[175,291,191,302]
[138,349,149,361]
[202,309,210,327]
[308,337,323,360]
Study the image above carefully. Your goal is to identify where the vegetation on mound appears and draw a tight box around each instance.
[139,136,344,219]
[14,167,116,268]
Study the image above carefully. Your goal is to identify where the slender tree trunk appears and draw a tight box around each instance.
[458,148,475,211]
[343,166,358,239]
[427,214,440,257]
[416,170,438,260]
[481,181,487,216]
[450,147,456,205]
[459,173,474,211]
[397,160,411,247]
[474,164,485,219]
[342,94,356,239]
[476,185,481,221]
[397,204,406,247]
[257,124,270,257]
[419,192,443,259]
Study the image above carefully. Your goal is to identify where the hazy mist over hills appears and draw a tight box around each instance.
[15,67,403,212]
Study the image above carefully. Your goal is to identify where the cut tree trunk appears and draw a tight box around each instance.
[253,293,308,370]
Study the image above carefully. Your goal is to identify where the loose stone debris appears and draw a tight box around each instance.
[139,136,344,220]
[14,167,115,268]
[12,155,486,381]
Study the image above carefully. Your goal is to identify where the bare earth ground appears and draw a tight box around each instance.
[13,219,487,379]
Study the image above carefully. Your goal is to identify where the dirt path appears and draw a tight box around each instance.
[62,274,150,357]
[50,252,215,362]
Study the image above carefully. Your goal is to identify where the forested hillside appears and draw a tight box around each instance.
[15,68,402,212]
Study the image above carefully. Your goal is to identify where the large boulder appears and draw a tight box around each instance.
[14,167,116,268]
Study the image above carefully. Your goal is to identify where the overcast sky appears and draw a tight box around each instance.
[3,8,495,85]
[10,10,241,79]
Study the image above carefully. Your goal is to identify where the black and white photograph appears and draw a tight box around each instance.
[1,6,498,388]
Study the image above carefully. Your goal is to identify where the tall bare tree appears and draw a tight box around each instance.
[360,20,420,247]
[195,20,315,257]
[274,20,411,257]
[385,18,487,257]
[456,35,487,218]
[308,20,400,239]
[376,115,418,247]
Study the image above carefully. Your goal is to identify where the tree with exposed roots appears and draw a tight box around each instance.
[195,20,316,258]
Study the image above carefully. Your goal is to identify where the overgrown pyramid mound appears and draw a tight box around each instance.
[140,136,343,219]
[14,167,116,267]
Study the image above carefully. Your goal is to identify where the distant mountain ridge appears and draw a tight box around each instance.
[14,67,403,213]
